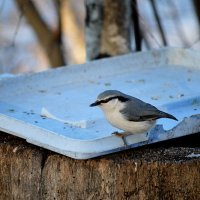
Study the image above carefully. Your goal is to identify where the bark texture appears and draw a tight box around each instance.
[0,132,200,200]
[85,0,131,60]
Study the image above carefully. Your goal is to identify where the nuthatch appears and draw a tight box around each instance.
[90,90,177,145]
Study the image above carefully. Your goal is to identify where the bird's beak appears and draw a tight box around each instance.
[90,101,100,107]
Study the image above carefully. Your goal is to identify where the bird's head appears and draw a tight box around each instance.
[90,90,129,112]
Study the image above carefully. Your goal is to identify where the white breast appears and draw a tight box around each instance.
[101,100,155,134]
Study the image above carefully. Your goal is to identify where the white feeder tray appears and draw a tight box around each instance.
[0,47,199,159]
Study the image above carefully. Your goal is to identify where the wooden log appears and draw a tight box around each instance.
[0,132,199,200]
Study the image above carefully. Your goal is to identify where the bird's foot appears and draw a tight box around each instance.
[112,131,131,146]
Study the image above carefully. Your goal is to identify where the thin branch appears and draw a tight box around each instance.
[140,29,151,49]
[0,0,6,19]
[193,0,200,25]
[149,0,167,46]
[131,0,142,51]
[11,11,23,47]
[167,0,190,47]
[186,36,200,49]
[54,0,62,45]
[132,1,161,48]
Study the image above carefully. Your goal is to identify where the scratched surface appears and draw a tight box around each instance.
[0,48,199,159]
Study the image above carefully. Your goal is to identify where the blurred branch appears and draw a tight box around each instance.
[136,10,161,48]
[149,0,167,46]
[187,36,200,49]
[60,0,85,63]
[14,0,65,67]
[140,28,151,49]
[11,9,23,46]
[167,0,190,47]
[54,0,62,45]
[0,0,6,18]
[193,0,200,25]
[131,0,142,51]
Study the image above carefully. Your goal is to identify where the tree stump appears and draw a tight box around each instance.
[0,132,199,200]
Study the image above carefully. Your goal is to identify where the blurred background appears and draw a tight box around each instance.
[0,0,200,74]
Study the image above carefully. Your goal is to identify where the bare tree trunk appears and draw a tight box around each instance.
[85,0,131,60]
[60,0,86,64]
[15,0,66,68]
[0,132,200,200]
[149,0,167,46]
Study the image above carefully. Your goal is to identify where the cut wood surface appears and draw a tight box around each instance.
[0,132,199,200]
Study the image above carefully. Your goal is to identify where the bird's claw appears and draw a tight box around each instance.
[111,131,128,146]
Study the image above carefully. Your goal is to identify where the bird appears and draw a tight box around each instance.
[90,90,178,146]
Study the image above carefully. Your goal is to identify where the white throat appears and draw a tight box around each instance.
[100,98,124,113]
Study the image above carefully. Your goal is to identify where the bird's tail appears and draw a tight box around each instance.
[160,111,178,121]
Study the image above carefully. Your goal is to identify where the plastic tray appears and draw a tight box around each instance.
[0,47,199,159]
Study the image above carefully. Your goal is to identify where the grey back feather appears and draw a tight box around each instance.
[120,95,177,121]
[119,96,163,121]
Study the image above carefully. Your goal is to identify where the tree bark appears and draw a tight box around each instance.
[0,132,200,200]
[85,0,132,60]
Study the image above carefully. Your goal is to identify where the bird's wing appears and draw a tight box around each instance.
[120,97,166,122]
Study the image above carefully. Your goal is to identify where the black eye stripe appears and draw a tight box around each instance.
[117,96,129,102]
[98,96,129,104]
